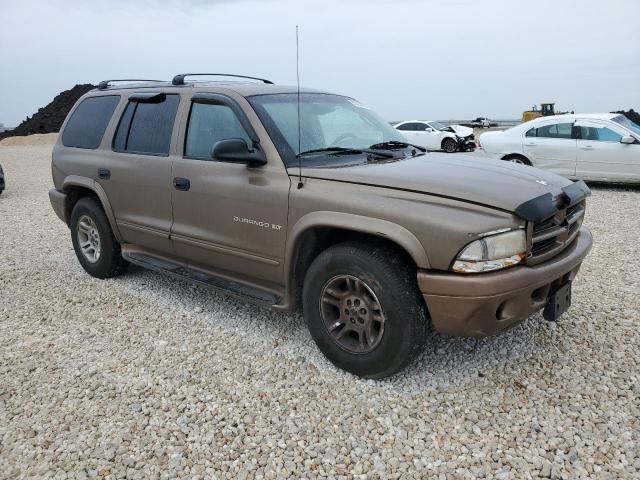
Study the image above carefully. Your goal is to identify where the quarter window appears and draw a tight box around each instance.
[113,94,180,156]
[579,125,622,142]
[535,123,573,139]
[62,95,120,149]
[185,102,251,159]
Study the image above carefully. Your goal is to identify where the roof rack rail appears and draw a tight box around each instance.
[97,79,164,90]
[172,73,274,86]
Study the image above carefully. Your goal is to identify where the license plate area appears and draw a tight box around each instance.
[543,281,572,321]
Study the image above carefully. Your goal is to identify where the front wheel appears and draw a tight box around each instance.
[442,137,458,153]
[303,242,429,378]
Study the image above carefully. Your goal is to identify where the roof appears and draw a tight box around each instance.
[551,113,619,120]
[394,120,438,124]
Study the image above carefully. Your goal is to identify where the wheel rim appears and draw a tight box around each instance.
[319,275,386,354]
[444,139,456,152]
[77,215,101,263]
[509,158,525,165]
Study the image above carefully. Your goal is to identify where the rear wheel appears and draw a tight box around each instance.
[303,242,429,378]
[442,137,458,153]
[503,154,531,165]
[70,197,128,279]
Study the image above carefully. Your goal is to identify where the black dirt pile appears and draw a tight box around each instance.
[612,109,640,125]
[0,84,95,140]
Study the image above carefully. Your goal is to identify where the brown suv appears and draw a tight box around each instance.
[49,74,592,378]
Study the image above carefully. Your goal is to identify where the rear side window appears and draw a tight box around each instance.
[113,94,180,156]
[536,123,573,139]
[62,96,120,149]
[185,102,251,159]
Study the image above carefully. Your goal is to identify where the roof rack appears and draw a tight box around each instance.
[171,73,274,86]
[97,79,164,90]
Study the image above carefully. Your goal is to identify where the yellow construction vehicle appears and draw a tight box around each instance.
[522,103,558,122]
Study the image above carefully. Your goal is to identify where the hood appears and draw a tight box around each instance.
[444,124,474,137]
[297,153,574,214]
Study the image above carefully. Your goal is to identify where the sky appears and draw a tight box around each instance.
[1,0,639,126]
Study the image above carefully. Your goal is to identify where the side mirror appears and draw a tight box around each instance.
[211,138,267,166]
[621,135,636,145]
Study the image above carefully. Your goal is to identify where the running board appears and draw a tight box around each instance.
[123,252,280,306]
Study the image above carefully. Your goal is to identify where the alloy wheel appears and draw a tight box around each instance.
[443,138,457,153]
[319,274,386,354]
[77,215,101,263]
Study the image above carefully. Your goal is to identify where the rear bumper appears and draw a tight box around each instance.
[417,227,592,337]
[49,188,68,224]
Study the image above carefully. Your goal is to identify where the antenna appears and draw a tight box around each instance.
[296,25,303,189]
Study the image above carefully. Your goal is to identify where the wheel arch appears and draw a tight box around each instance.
[62,176,123,241]
[501,153,532,165]
[283,212,430,310]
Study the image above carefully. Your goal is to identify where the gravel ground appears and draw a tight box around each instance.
[0,143,638,479]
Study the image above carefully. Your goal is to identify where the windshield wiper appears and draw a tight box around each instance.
[297,147,394,158]
[369,141,426,153]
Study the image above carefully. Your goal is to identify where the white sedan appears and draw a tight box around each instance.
[394,120,475,153]
[479,113,640,183]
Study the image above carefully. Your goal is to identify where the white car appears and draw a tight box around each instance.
[480,113,640,183]
[394,120,475,153]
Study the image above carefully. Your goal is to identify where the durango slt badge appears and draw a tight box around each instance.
[234,216,282,230]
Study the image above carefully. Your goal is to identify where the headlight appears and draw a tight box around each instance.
[451,229,526,273]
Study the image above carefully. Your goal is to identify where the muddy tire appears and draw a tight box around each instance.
[70,196,128,279]
[303,242,429,378]
[442,137,458,153]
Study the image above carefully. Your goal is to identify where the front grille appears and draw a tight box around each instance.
[527,200,585,265]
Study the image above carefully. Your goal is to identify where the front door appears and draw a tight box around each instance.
[170,93,290,286]
[575,120,640,182]
[522,121,577,177]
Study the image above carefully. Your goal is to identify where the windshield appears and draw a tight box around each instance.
[248,93,406,166]
[427,121,446,130]
[612,115,640,136]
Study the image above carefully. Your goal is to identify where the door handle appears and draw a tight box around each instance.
[98,168,110,179]
[173,177,190,191]
[580,145,594,150]
[525,142,537,146]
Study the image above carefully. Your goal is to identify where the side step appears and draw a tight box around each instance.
[123,252,279,306]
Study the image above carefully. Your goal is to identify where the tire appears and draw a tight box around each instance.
[442,137,457,153]
[503,154,531,166]
[70,196,127,279]
[302,242,429,378]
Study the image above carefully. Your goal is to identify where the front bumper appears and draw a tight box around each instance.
[417,226,592,337]
[49,188,68,224]
[457,137,475,151]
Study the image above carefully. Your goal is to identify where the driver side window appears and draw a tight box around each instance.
[397,122,424,132]
[185,102,251,160]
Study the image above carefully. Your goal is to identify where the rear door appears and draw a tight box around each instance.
[170,92,290,286]
[522,120,577,177]
[98,92,180,254]
[575,120,640,182]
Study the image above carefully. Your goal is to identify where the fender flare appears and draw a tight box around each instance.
[62,175,123,241]
[285,210,431,274]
